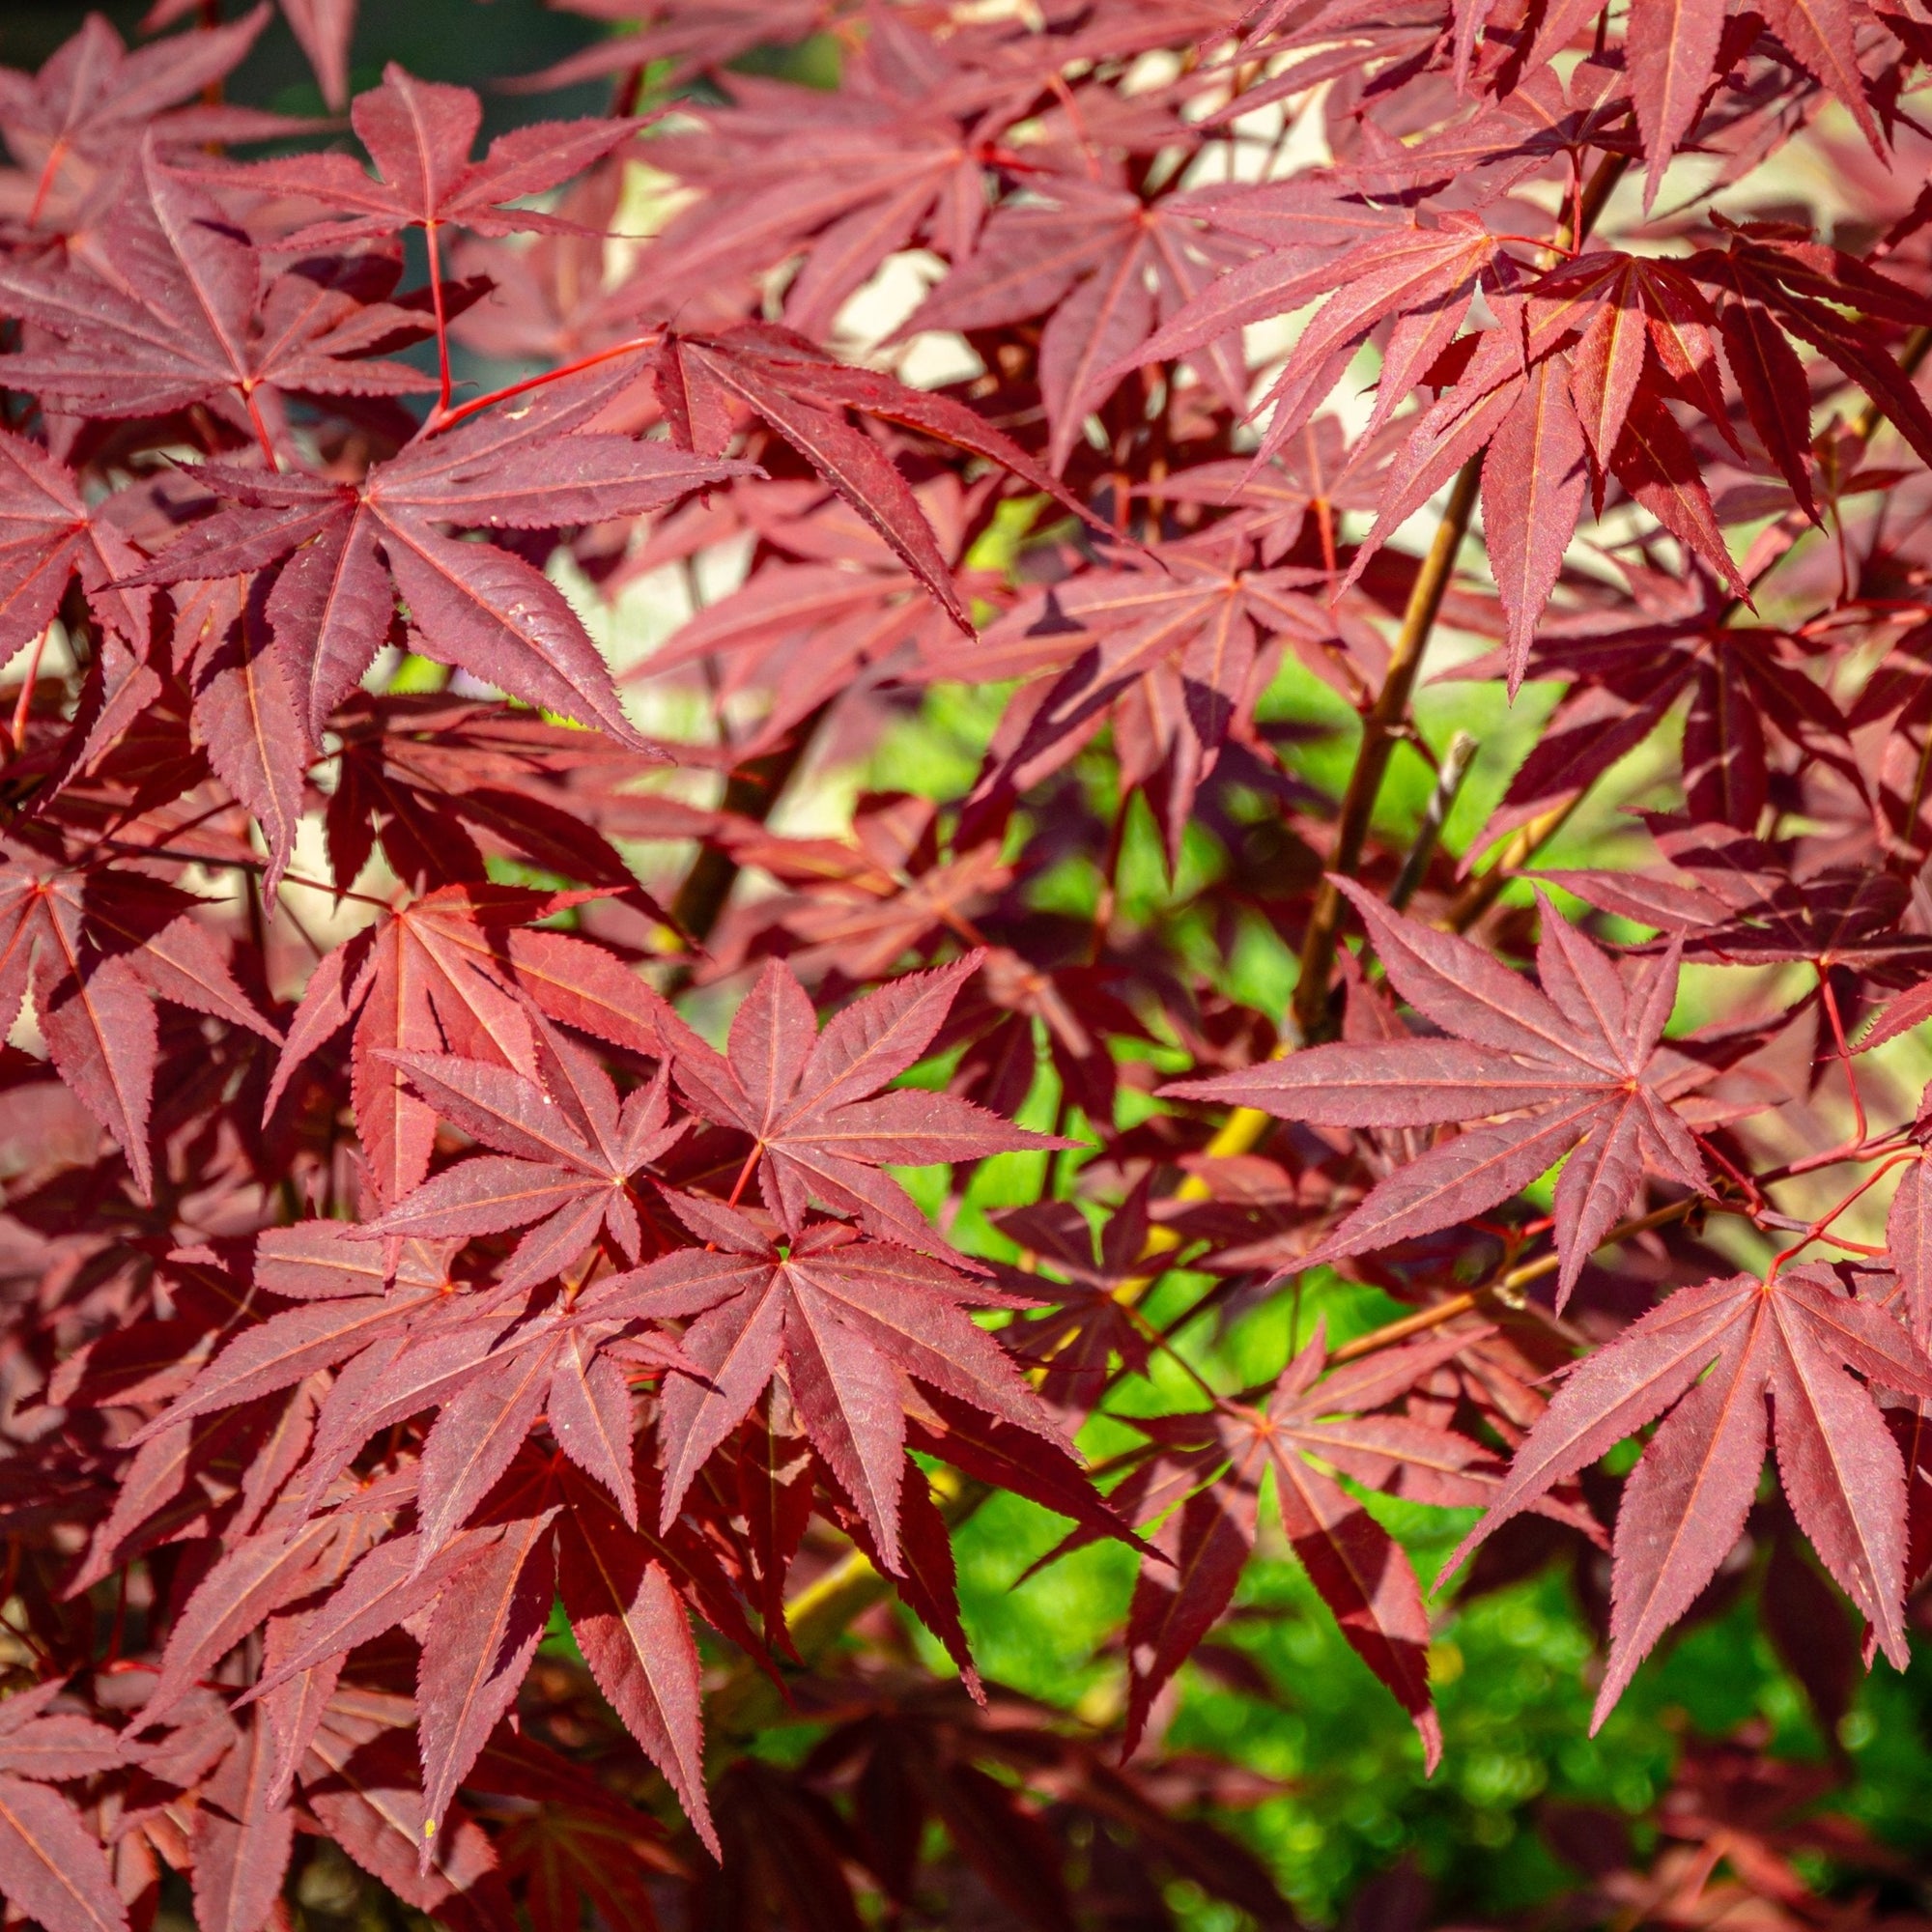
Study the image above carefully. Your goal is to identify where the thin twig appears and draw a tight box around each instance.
[1292,456,1483,1042]
[1390,728,1478,912]
[1326,1193,1729,1364]
[1442,796,1575,931]
[664,700,836,982]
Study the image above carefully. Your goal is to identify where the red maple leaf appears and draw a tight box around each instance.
[0,427,150,661]
[321,694,641,896]
[0,6,281,238]
[894,178,1257,471]
[0,1682,130,1932]
[185,64,639,250]
[0,151,439,448]
[144,0,362,111]
[945,526,1343,856]
[267,884,679,1207]
[647,322,1101,629]
[1118,1323,1514,1769]
[1445,1264,1932,1724]
[662,952,1065,1255]
[616,1197,1065,1571]
[1166,883,1711,1301]
[1117,212,1498,470]
[0,847,279,1199]
[127,364,752,747]
[371,1008,687,1290]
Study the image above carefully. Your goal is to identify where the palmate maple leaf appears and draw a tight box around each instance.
[989,1189,1157,1419]
[1513,234,1932,551]
[1687,222,1932,474]
[1331,276,1750,692]
[0,6,285,239]
[127,364,753,748]
[444,163,657,373]
[0,1681,129,1932]
[351,1265,714,1566]
[939,951,1156,1132]
[0,427,150,660]
[1140,415,1402,574]
[122,1225,458,1453]
[324,694,662,900]
[288,1682,521,1923]
[0,150,438,442]
[1824,621,1932,874]
[1165,884,1711,1303]
[637,29,1017,342]
[144,0,358,111]
[612,1195,1064,1571]
[662,952,1065,1256]
[1446,1265,1932,1724]
[0,848,279,1201]
[121,1259,750,1867]
[471,1733,677,1932]
[704,800,1011,987]
[892,178,1257,472]
[1465,605,1853,849]
[1551,843,1932,983]
[371,1009,687,1292]
[184,65,640,251]
[266,884,681,1207]
[1116,210,1499,472]
[644,322,1098,631]
[1382,225,1932,694]
[951,527,1344,859]
[1118,1323,1516,1770]
[631,476,992,760]
[1626,0,1883,199]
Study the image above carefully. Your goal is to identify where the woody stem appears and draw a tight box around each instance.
[665,699,834,980]
[1390,728,1479,913]
[1292,454,1482,1043]
[1328,1194,1735,1365]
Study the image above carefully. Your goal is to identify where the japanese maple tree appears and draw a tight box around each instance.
[3,0,1932,1928]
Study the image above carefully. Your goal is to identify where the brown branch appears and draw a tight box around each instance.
[1854,324,1932,445]
[1441,796,1577,932]
[1390,728,1478,912]
[1325,1193,1721,1365]
[1292,455,1483,1041]
[667,699,834,966]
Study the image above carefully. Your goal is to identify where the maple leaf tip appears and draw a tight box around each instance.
[1432,1536,1479,1597]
